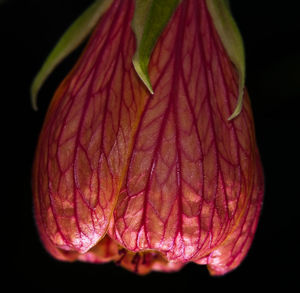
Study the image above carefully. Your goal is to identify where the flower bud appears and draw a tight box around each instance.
[32,0,264,275]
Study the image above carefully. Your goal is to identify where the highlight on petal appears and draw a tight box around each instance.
[132,0,181,94]
[206,0,245,120]
[30,0,113,110]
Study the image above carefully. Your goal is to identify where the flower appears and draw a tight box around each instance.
[32,0,264,275]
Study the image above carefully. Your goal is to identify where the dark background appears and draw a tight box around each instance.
[1,0,299,291]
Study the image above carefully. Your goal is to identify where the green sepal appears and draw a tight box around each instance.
[206,0,246,120]
[30,0,113,110]
[132,0,181,94]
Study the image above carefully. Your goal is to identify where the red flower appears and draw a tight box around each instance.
[33,0,264,275]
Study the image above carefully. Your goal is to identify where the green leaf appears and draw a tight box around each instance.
[30,0,113,110]
[132,0,181,94]
[206,0,246,120]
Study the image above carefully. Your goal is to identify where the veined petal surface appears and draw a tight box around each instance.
[109,0,263,273]
[33,0,263,274]
[33,0,147,254]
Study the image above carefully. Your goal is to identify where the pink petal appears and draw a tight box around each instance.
[33,0,143,254]
[108,0,264,273]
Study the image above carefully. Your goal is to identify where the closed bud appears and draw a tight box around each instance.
[32,0,264,275]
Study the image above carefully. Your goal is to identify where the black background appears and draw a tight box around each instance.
[1,0,299,291]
